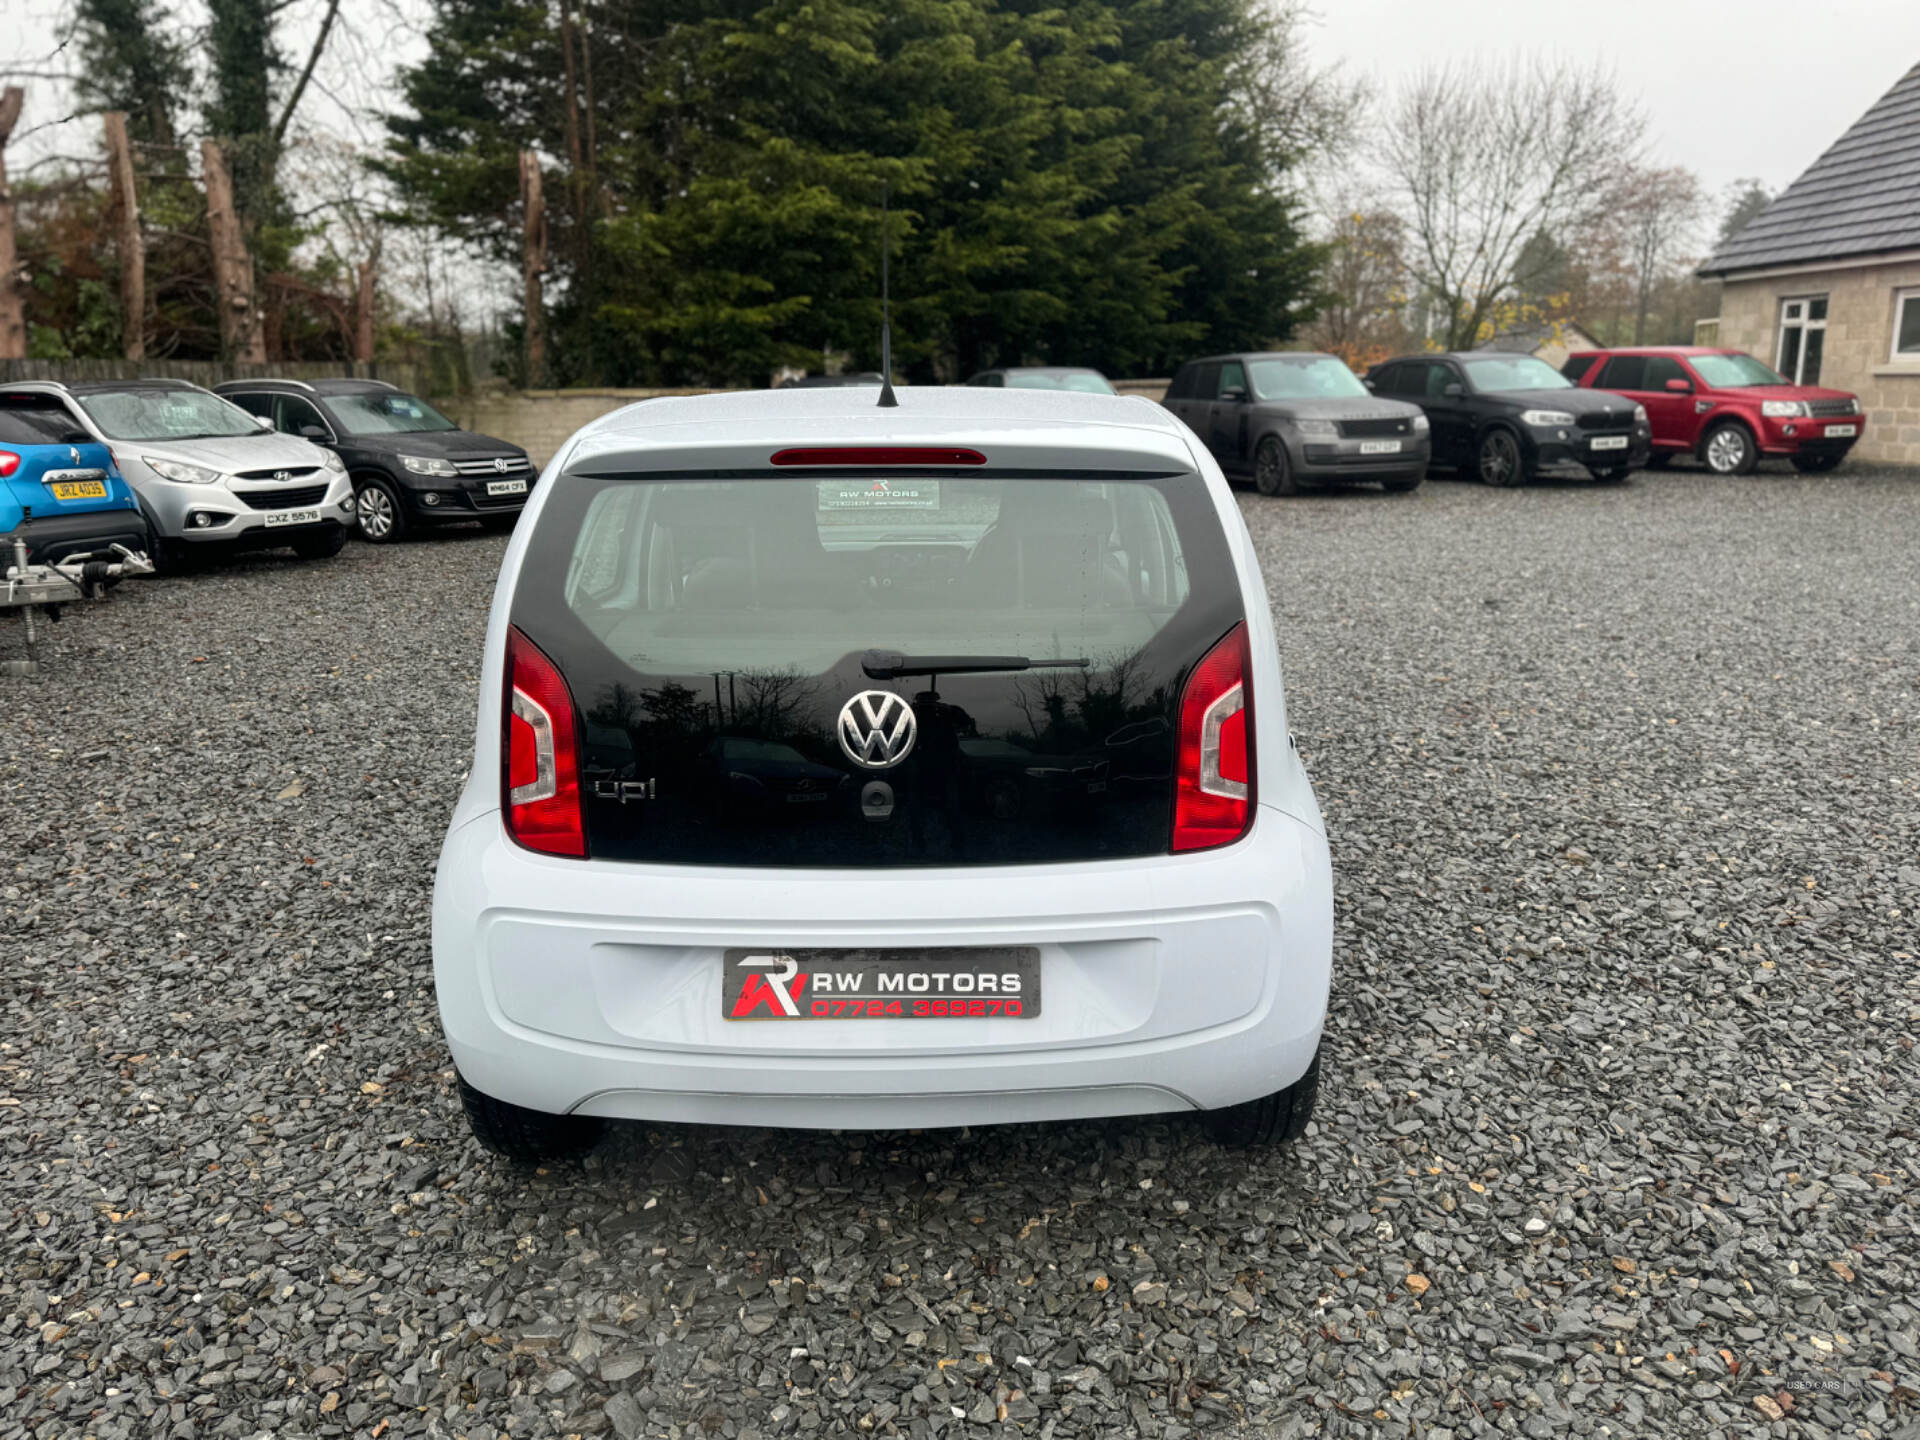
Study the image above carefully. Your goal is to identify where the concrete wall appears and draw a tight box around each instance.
[1717,262,1920,466]
[439,381,1175,466]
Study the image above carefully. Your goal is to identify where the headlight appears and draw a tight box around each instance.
[1520,410,1574,427]
[1633,405,1648,424]
[1411,413,1430,432]
[400,454,458,477]
[321,450,346,473]
[1762,400,1808,418]
[1293,419,1339,438]
[145,457,223,485]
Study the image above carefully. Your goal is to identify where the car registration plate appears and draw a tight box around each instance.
[486,478,528,496]
[263,508,321,528]
[1590,435,1629,451]
[1824,424,1857,438]
[1358,440,1401,455]
[48,479,108,500]
[722,947,1040,1020]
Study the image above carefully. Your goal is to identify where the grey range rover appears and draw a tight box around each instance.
[1162,352,1429,496]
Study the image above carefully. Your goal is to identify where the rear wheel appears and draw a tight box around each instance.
[457,1072,603,1162]
[355,475,409,543]
[1253,436,1297,497]
[1791,452,1844,474]
[1700,421,1758,475]
[1476,428,1527,486]
[1204,1046,1321,1147]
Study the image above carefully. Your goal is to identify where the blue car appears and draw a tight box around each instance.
[1,388,151,564]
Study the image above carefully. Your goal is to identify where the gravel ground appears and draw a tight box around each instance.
[4,466,1919,1440]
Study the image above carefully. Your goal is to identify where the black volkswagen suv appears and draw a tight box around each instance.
[1162,352,1429,495]
[215,378,534,542]
[1365,353,1650,486]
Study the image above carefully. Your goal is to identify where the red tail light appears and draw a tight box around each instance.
[502,625,585,857]
[0,450,19,478]
[1172,622,1253,853]
[770,447,986,466]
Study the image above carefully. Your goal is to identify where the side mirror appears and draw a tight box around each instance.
[1664,378,1693,393]
[299,424,329,441]
[1442,382,1464,398]
[1220,386,1249,403]
[1361,377,1377,391]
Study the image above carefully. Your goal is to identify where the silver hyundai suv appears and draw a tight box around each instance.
[55,379,354,568]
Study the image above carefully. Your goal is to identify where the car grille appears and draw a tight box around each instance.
[1808,399,1856,418]
[1577,410,1633,431]
[234,466,323,481]
[1338,417,1411,439]
[453,456,532,477]
[238,484,329,511]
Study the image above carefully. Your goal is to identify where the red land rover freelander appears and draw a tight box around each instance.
[1562,346,1865,475]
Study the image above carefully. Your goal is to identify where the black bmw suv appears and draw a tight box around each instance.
[215,378,534,542]
[1365,352,1650,485]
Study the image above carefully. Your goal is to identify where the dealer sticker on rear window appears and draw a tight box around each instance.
[817,479,940,510]
[722,947,1039,1019]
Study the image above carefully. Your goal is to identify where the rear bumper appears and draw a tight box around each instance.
[432,806,1333,1128]
[7,507,149,565]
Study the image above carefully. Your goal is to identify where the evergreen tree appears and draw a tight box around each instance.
[70,0,193,151]
[382,0,1325,386]
[205,0,286,228]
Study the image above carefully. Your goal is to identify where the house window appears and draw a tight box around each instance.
[1776,296,1827,385]
[1894,288,1920,364]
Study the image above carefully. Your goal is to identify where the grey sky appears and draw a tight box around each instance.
[1302,0,1920,207]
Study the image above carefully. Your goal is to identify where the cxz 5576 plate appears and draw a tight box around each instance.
[722,947,1040,1020]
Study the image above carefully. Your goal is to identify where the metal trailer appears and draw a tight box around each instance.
[2,510,155,677]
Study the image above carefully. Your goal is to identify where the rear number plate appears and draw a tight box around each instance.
[48,480,108,500]
[1358,439,1401,455]
[1824,424,1857,437]
[722,947,1040,1020]
[1590,435,1630,451]
[487,478,528,496]
[263,508,321,528]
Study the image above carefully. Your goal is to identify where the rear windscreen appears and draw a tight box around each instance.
[511,469,1244,866]
[0,398,89,446]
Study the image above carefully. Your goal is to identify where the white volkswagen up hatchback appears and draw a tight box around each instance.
[432,386,1333,1160]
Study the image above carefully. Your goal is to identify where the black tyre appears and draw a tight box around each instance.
[1700,421,1758,476]
[457,1072,603,1162]
[1253,435,1298,497]
[354,475,409,543]
[290,526,348,560]
[1203,1046,1321,1147]
[1791,452,1844,474]
[1476,427,1528,486]
[1381,475,1422,493]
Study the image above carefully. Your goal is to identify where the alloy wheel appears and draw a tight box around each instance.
[357,486,395,540]
[1706,428,1749,474]
[1478,430,1519,486]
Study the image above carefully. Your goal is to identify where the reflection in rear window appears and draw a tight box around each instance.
[554,477,1195,675]
[0,398,88,446]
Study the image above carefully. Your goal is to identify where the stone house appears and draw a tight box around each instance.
[1699,60,1920,466]
[1472,320,1603,372]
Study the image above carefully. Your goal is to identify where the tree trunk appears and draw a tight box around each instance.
[355,240,380,363]
[0,87,25,361]
[104,112,146,361]
[203,139,266,363]
[520,150,547,387]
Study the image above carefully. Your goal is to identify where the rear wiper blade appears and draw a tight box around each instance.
[862,650,1091,679]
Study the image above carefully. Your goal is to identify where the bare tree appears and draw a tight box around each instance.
[103,111,145,359]
[0,87,24,360]
[1304,205,1412,368]
[203,138,267,362]
[1381,58,1644,351]
[1614,165,1704,343]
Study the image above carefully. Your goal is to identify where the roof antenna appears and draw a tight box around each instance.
[877,183,899,408]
